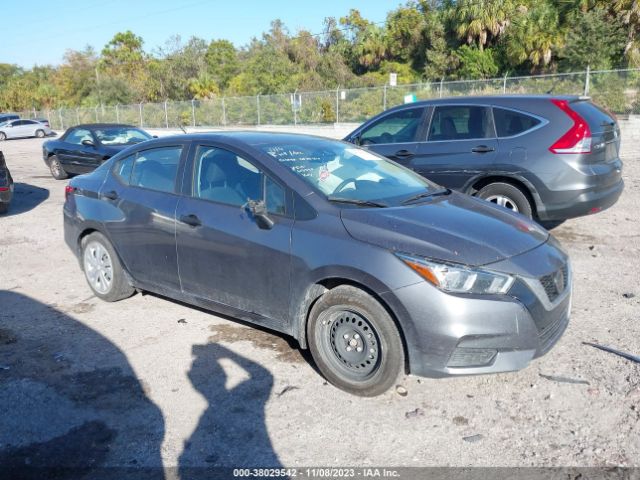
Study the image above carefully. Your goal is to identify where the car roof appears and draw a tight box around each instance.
[71,123,137,130]
[151,131,344,147]
[382,94,582,111]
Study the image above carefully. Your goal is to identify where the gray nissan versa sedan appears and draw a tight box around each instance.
[345,95,623,223]
[63,132,572,396]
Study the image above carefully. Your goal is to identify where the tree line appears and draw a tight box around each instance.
[1,0,638,111]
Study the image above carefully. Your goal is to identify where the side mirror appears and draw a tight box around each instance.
[82,139,95,147]
[153,135,158,138]
[352,134,361,146]
[244,199,274,230]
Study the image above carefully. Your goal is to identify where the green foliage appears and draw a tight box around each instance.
[205,40,239,90]
[2,2,640,111]
[454,45,499,79]
[559,7,626,70]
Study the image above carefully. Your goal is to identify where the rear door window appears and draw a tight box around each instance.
[428,106,493,141]
[130,146,182,193]
[359,108,425,145]
[493,108,541,137]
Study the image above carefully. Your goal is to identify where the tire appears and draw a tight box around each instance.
[35,129,45,138]
[476,182,533,218]
[48,155,68,180]
[81,232,134,302]
[0,132,6,141]
[0,203,8,214]
[308,285,404,397]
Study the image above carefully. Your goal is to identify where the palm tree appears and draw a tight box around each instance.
[354,26,388,69]
[505,2,562,71]
[453,0,513,50]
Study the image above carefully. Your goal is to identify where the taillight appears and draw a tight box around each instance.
[549,99,591,154]
[65,185,75,200]
[0,187,8,192]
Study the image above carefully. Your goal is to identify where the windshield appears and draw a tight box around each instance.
[259,138,438,206]
[94,127,152,146]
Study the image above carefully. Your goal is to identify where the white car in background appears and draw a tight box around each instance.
[0,119,53,141]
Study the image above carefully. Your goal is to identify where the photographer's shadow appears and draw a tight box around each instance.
[179,343,282,478]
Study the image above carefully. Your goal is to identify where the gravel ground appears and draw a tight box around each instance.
[0,128,638,473]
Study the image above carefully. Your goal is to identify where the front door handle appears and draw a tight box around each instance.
[102,190,118,200]
[471,145,495,153]
[395,149,414,158]
[179,214,202,227]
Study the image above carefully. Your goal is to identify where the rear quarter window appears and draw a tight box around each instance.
[493,108,541,137]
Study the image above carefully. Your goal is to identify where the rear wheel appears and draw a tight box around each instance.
[0,203,8,214]
[48,155,68,180]
[476,182,533,218]
[35,129,45,138]
[308,285,404,397]
[81,232,134,302]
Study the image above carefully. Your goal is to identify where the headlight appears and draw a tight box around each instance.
[396,253,514,295]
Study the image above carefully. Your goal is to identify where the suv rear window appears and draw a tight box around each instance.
[493,108,541,137]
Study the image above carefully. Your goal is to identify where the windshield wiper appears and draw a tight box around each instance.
[401,188,451,205]
[327,196,388,208]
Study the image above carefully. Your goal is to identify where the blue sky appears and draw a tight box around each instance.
[3,0,397,68]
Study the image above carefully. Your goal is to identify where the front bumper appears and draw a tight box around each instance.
[382,243,571,378]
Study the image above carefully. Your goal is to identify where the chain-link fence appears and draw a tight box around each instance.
[18,68,640,131]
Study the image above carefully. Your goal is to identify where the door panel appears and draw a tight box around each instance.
[176,198,292,322]
[57,128,102,173]
[100,146,185,290]
[175,144,292,323]
[411,105,498,189]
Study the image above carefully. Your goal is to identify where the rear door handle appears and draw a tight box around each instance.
[471,145,495,153]
[179,214,202,227]
[102,190,118,200]
[394,149,414,158]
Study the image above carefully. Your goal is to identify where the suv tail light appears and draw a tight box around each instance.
[64,185,75,200]
[549,99,591,154]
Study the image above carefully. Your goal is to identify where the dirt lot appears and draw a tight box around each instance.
[0,128,638,474]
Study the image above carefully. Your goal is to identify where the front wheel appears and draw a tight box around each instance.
[48,155,68,180]
[308,285,405,397]
[81,232,134,302]
[476,182,533,218]
[0,132,6,141]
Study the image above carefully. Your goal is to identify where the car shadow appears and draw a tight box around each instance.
[2,183,49,217]
[141,291,318,374]
[0,291,165,479]
[178,343,282,479]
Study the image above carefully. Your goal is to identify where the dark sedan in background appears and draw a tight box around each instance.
[63,132,572,396]
[0,151,14,214]
[345,95,623,222]
[43,123,152,179]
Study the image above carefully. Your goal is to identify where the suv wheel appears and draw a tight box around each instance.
[81,232,134,302]
[308,285,404,397]
[49,155,68,180]
[476,182,533,218]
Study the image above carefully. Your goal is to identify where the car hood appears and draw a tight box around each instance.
[340,192,549,267]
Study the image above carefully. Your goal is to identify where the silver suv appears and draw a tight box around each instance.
[345,95,623,222]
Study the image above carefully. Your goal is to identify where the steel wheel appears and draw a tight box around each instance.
[308,285,404,396]
[320,309,381,380]
[83,240,114,295]
[484,194,519,212]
